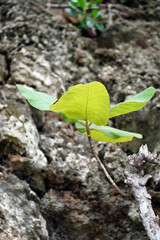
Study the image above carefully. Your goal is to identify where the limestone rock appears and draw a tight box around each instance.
[10,47,65,96]
[0,85,48,194]
[0,166,49,240]
[40,134,109,196]
[0,54,8,83]
[0,0,160,239]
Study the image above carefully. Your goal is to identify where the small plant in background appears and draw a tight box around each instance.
[17,82,156,196]
[64,0,105,36]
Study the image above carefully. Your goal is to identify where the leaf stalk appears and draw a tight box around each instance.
[85,120,131,197]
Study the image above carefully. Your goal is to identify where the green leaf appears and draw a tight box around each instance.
[62,114,80,123]
[76,122,142,142]
[91,9,99,18]
[65,8,77,18]
[68,84,83,91]
[69,4,83,14]
[17,85,57,111]
[75,121,86,132]
[78,0,86,9]
[110,87,156,118]
[50,82,110,126]
[86,18,95,28]
[70,0,79,7]
[88,0,104,8]
[76,22,86,29]
[95,23,104,31]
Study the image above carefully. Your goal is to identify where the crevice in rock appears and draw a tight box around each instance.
[0,50,11,83]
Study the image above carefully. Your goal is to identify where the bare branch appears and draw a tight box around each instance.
[29,0,57,16]
[124,145,160,240]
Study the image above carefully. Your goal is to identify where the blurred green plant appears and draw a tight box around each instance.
[65,0,105,32]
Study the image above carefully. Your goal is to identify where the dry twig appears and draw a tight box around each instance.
[124,145,160,240]
[29,0,57,17]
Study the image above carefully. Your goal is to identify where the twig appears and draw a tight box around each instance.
[29,0,57,17]
[124,145,160,240]
[45,3,143,18]
[45,3,104,9]
[108,4,113,26]
[86,120,131,197]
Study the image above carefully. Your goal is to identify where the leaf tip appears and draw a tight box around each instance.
[137,134,143,139]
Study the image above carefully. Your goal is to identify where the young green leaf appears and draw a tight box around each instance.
[50,82,110,126]
[65,8,77,18]
[78,0,86,9]
[76,122,142,142]
[95,23,104,31]
[17,84,57,111]
[69,3,83,14]
[110,87,156,118]
[91,9,99,18]
[86,18,95,28]
[76,22,86,29]
[70,0,79,7]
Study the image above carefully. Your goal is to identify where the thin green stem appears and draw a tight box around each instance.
[85,120,131,197]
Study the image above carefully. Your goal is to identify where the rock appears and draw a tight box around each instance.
[0,85,48,194]
[97,24,147,49]
[10,47,65,96]
[41,188,129,240]
[128,202,141,223]
[0,0,160,239]
[0,54,8,83]
[96,143,128,183]
[41,189,100,240]
[0,166,49,240]
[151,165,160,189]
[40,134,108,196]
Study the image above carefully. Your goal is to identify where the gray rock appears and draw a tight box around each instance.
[10,47,65,96]
[0,85,48,194]
[0,0,160,239]
[0,166,49,240]
[40,134,109,196]
[0,54,8,83]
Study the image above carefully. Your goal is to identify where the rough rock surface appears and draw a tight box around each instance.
[0,85,48,194]
[0,0,160,239]
[0,167,49,240]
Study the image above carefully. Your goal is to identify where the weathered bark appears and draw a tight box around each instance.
[124,145,160,240]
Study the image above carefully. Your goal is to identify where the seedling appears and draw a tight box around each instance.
[17,82,156,196]
[65,0,105,32]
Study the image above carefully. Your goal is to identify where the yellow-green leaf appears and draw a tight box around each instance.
[110,87,156,118]
[50,82,110,126]
[76,122,142,142]
[68,84,83,92]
